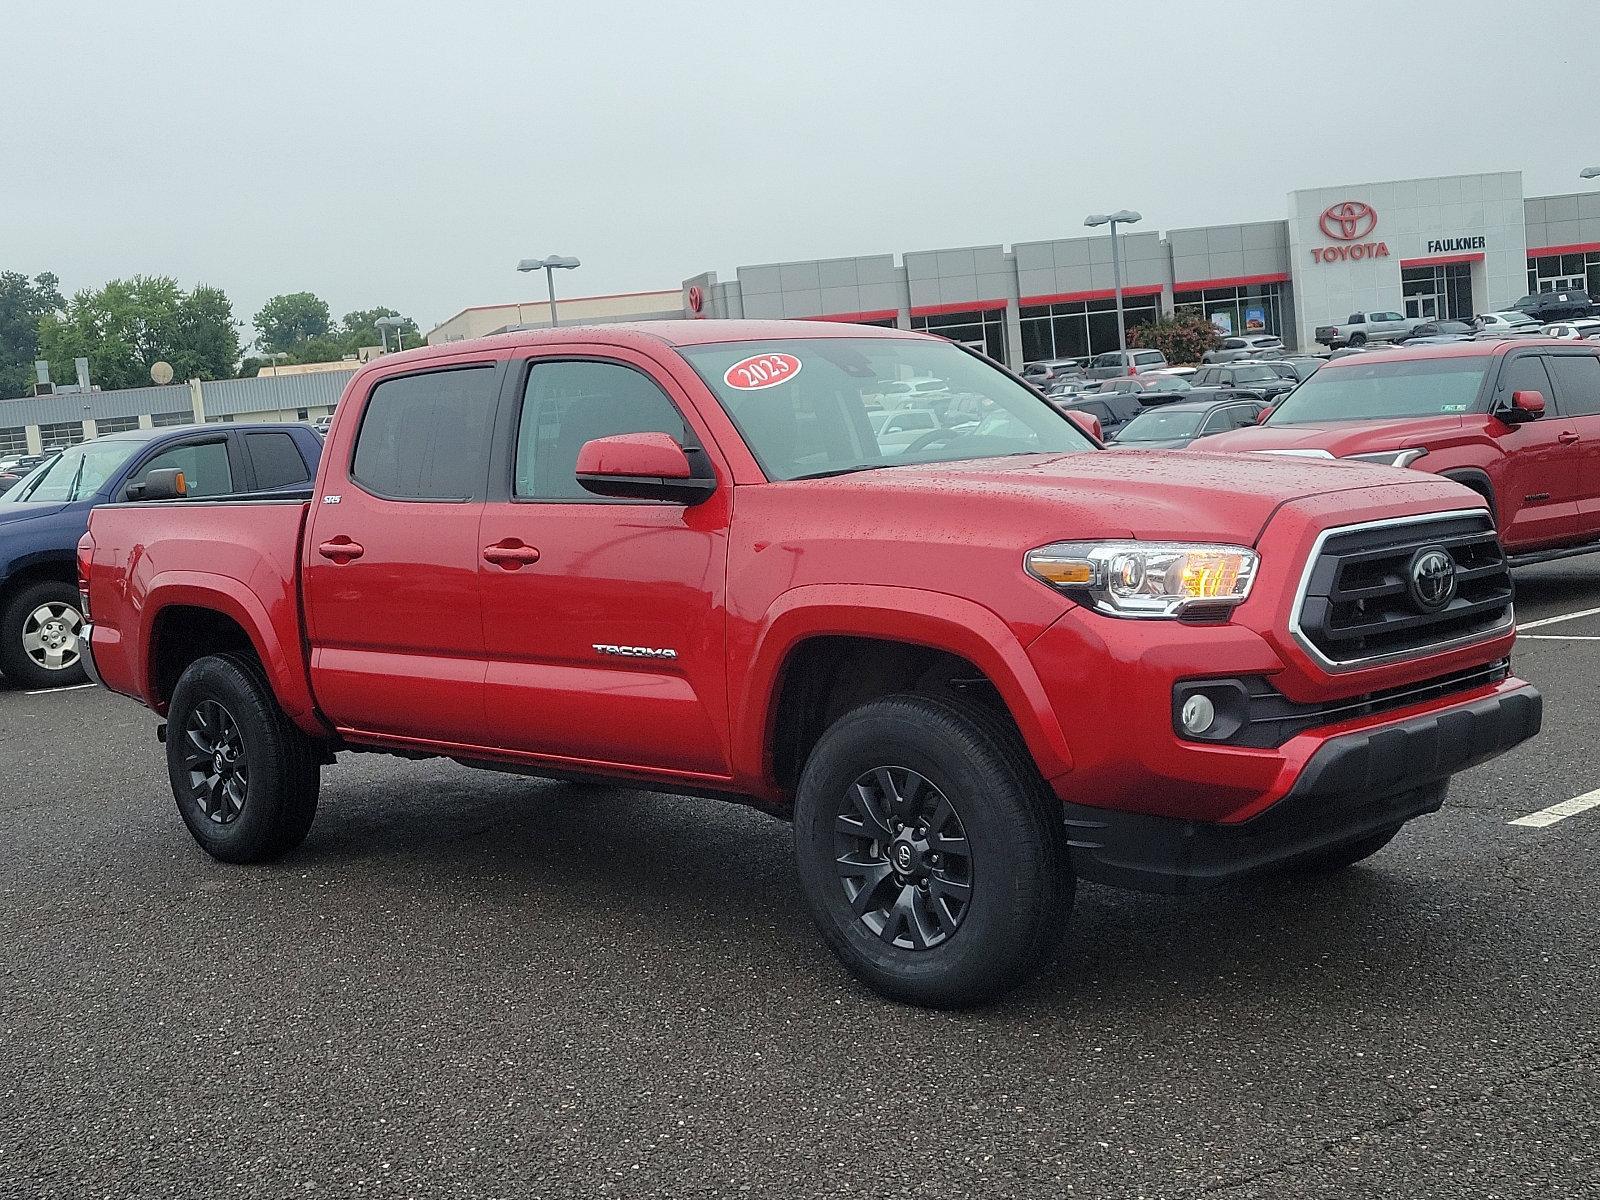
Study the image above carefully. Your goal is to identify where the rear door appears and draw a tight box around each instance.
[240,428,316,493]
[1542,350,1600,536]
[302,358,504,743]
[475,347,733,778]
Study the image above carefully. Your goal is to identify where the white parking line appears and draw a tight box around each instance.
[1519,604,1600,631]
[1510,788,1600,828]
[23,683,98,696]
[1520,634,1600,641]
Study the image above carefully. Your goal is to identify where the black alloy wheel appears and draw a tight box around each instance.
[835,766,973,951]
[181,699,249,824]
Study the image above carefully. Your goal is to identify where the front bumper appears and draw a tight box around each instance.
[1062,683,1541,894]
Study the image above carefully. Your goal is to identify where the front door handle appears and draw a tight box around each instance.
[1558,430,1581,445]
[317,537,364,563]
[483,540,541,569]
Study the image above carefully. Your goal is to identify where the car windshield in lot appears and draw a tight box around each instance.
[2,442,139,503]
[1115,409,1205,441]
[680,337,1093,480]
[1267,356,1491,423]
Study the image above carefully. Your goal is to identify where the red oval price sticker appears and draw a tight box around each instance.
[723,352,802,391]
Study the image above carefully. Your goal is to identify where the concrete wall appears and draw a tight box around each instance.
[426,290,683,343]
[1167,221,1290,289]
[1524,191,1600,255]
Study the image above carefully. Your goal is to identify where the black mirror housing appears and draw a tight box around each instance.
[129,467,188,501]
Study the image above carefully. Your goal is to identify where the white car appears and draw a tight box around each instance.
[869,407,942,455]
[1544,318,1600,340]
[867,377,950,410]
[1203,334,1285,363]
[1474,311,1544,337]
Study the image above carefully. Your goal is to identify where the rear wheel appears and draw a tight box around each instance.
[0,579,87,689]
[1348,332,1367,346]
[793,694,1072,1008]
[166,655,320,862]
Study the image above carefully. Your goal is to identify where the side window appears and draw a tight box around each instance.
[1497,355,1555,409]
[516,360,688,501]
[351,366,498,501]
[1546,355,1600,417]
[1134,351,1164,366]
[128,439,233,498]
[245,431,311,490]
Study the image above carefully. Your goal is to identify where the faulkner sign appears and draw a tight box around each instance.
[1425,236,1487,255]
[1311,200,1389,264]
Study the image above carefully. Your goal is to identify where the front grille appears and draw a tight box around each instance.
[1293,510,1514,669]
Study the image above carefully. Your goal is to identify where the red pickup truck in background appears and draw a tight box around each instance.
[80,321,1541,1007]
[1205,339,1600,565]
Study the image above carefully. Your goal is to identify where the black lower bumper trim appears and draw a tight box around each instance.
[1064,683,1542,895]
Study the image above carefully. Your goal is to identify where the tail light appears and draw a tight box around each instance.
[76,529,93,620]
[1127,366,1137,376]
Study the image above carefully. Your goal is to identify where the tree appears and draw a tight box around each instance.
[339,307,420,353]
[36,276,240,390]
[253,292,331,354]
[0,270,65,398]
[1128,314,1223,366]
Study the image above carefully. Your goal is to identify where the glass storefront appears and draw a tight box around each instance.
[1401,263,1473,320]
[910,307,1009,364]
[1172,282,1284,338]
[1018,294,1160,363]
[1527,251,1600,297]
[37,421,85,450]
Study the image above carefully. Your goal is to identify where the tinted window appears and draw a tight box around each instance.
[1271,357,1492,422]
[1133,351,1164,365]
[1348,314,1364,324]
[351,367,497,501]
[1233,366,1277,383]
[516,360,688,500]
[245,431,310,490]
[1546,355,1600,417]
[132,440,233,498]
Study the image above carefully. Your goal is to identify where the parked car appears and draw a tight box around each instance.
[1543,318,1600,340]
[1049,392,1145,438]
[869,407,942,454]
[1274,356,1325,382]
[312,414,334,436]
[1203,334,1284,363]
[0,423,322,689]
[1509,290,1594,323]
[1094,374,1197,401]
[1314,310,1423,349]
[1187,362,1298,401]
[868,376,950,410]
[83,321,1541,1008]
[1202,338,1600,565]
[1475,311,1545,337]
[1083,348,1169,379]
[1399,320,1476,345]
[1106,397,1270,450]
[0,454,50,496]
[1020,358,1085,388]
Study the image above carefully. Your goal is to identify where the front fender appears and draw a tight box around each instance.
[731,584,1074,795]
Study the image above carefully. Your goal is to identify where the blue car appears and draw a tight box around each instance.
[0,423,322,688]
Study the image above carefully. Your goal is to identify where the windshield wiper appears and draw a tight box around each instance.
[788,466,884,480]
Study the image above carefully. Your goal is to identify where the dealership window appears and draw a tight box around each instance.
[94,415,141,434]
[151,410,192,427]
[37,421,85,450]
[1172,282,1284,338]
[1401,263,1473,321]
[1019,294,1160,363]
[909,308,1008,365]
[1527,251,1600,298]
[0,428,28,456]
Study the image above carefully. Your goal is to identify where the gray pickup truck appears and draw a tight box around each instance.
[1313,310,1423,349]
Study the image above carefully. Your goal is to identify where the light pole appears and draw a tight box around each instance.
[1582,166,1600,181]
[374,315,405,353]
[1084,209,1143,356]
[516,255,581,327]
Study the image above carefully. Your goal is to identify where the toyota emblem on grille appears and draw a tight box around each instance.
[1407,546,1457,612]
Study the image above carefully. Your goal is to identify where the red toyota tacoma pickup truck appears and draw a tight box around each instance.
[1205,339,1600,564]
[79,321,1541,1007]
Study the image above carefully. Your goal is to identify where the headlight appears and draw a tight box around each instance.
[1025,541,1259,618]
[1341,448,1429,468]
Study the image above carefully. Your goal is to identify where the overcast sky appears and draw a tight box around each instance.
[4,1,1595,339]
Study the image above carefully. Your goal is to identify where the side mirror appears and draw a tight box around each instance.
[1257,405,1276,424]
[574,433,716,504]
[1064,410,1103,443]
[128,467,188,501]
[1501,389,1546,423]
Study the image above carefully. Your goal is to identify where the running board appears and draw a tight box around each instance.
[1508,541,1600,568]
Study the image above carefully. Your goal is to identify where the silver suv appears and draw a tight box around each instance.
[1084,348,1169,379]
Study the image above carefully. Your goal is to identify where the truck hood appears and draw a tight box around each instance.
[1200,415,1468,457]
[817,448,1437,545]
[0,502,69,528]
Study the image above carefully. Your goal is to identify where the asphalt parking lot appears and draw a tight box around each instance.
[2,567,1597,1200]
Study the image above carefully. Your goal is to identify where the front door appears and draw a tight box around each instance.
[303,360,503,743]
[1542,351,1600,537]
[1488,353,1584,549]
[476,349,732,780]
[1405,294,1440,320]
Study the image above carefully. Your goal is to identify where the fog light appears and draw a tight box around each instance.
[1180,693,1216,736]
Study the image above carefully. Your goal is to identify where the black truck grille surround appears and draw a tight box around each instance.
[1293,510,1514,668]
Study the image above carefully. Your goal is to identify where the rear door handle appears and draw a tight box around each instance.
[483,540,541,569]
[317,537,364,563]
[1559,431,1581,444]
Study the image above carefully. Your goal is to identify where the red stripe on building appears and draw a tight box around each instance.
[1017,284,1165,306]
[908,298,1010,317]
[1527,242,1600,258]
[803,309,900,324]
[1398,253,1484,269]
[1170,273,1289,292]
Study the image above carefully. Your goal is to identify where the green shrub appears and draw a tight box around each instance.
[1128,315,1222,366]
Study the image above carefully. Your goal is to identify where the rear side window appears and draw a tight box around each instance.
[515,360,688,501]
[1134,351,1164,365]
[1546,355,1600,417]
[351,366,497,500]
[245,431,310,490]
[130,440,233,498]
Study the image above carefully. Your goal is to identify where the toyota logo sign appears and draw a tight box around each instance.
[687,284,704,315]
[1319,200,1378,242]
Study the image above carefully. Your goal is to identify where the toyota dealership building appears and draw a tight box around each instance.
[432,169,1600,365]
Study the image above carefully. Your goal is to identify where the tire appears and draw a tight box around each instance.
[0,578,87,689]
[165,655,320,863]
[1348,332,1367,346]
[1277,825,1401,875]
[793,693,1072,1008]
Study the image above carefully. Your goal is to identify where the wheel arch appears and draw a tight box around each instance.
[1438,467,1497,524]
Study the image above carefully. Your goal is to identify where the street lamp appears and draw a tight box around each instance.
[516,255,582,327]
[1582,166,1600,180]
[1084,209,1143,356]
[374,315,405,353]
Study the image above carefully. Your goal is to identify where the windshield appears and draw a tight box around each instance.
[1116,409,1204,441]
[1267,356,1491,423]
[679,337,1094,479]
[5,441,140,503]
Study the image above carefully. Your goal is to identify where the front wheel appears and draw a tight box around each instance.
[166,655,321,863]
[793,694,1072,1008]
[0,579,87,689]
